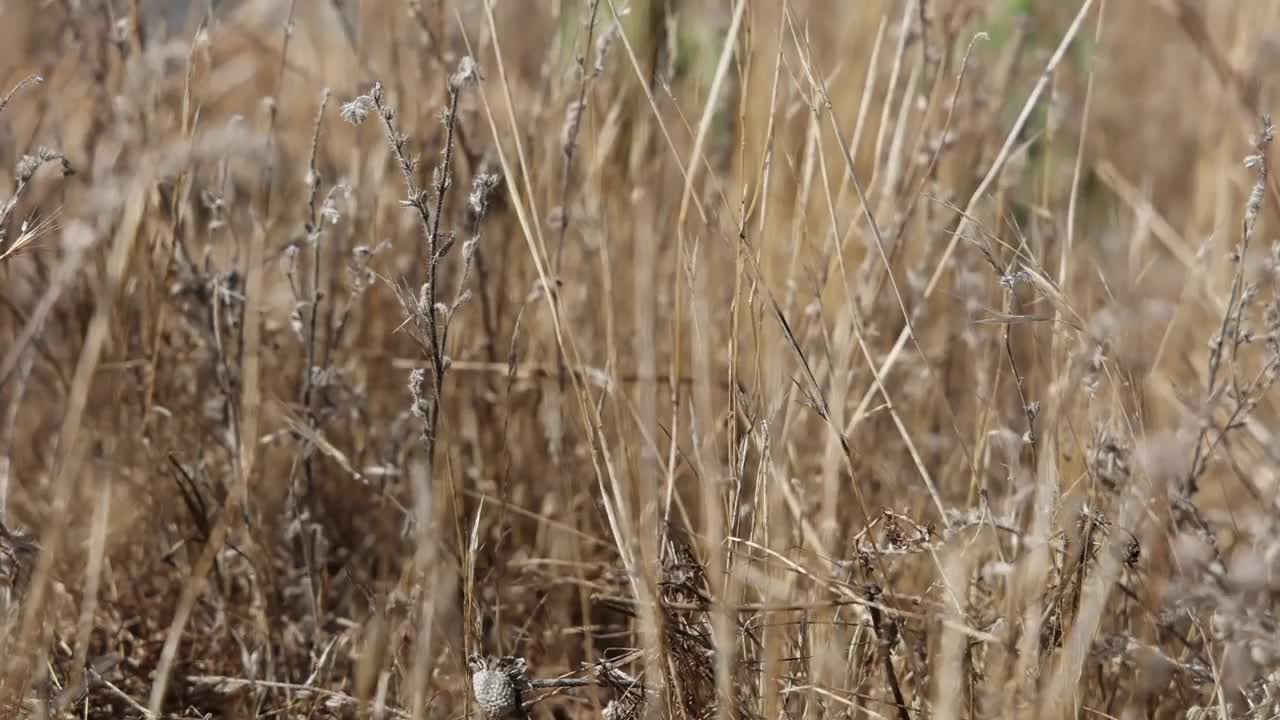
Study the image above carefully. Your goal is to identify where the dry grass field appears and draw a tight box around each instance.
[3,0,1280,718]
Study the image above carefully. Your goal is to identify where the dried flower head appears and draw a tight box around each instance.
[319,184,350,225]
[594,11,627,77]
[450,56,482,91]
[468,655,528,719]
[408,368,430,419]
[340,95,375,126]
[561,98,586,151]
[14,146,71,183]
[469,173,502,216]
[1256,114,1276,148]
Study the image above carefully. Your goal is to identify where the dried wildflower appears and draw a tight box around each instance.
[1024,400,1041,422]
[431,165,452,194]
[319,201,341,226]
[14,155,40,182]
[468,655,528,719]
[453,288,473,308]
[469,173,502,216]
[347,240,387,295]
[408,368,430,419]
[561,98,586,151]
[283,243,300,276]
[340,95,375,126]
[998,269,1032,290]
[14,147,70,183]
[450,56,482,91]
[594,9,628,77]
[319,184,349,225]
[1257,114,1276,146]
[289,302,306,342]
[1245,181,1266,239]
[1244,115,1275,240]
[462,237,480,263]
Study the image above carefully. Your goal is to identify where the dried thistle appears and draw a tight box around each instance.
[450,56,483,91]
[468,655,530,720]
[340,94,375,126]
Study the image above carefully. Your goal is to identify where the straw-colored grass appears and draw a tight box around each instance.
[3,1,1280,718]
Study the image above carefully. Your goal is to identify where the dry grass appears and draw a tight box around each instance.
[3,0,1280,718]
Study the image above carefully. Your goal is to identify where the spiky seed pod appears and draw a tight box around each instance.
[468,655,528,719]
[471,668,514,716]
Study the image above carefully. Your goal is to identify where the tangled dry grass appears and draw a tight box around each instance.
[4,0,1280,718]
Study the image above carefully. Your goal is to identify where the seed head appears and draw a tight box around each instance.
[340,95,375,126]
[408,368,430,419]
[468,655,527,719]
[450,56,482,91]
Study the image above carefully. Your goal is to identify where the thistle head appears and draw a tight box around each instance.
[468,655,528,719]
